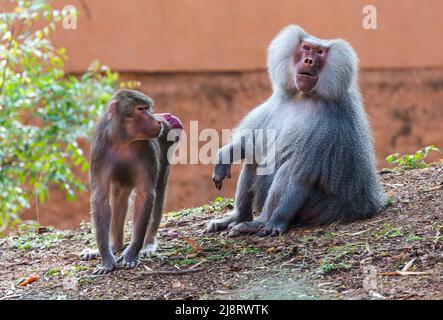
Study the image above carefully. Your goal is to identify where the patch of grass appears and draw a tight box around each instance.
[432,222,442,243]
[164,198,234,222]
[205,197,234,213]
[299,235,317,244]
[319,260,337,274]
[153,244,185,258]
[320,231,337,240]
[200,293,211,300]
[65,265,91,277]
[162,207,201,223]
[199,237,234,258]
[220,239,236,248]
[77,276,95,287]
[386,196,395,206]
[318,258,349,274]
[406,234,423,242]
[194,237,245,258]
[237,246,261,255]
[8,224,67,250]
[373,224,403,240]
[44,268,61,277]
[327,243,364,257]
[170,257,200,266]
[317,243,365,274]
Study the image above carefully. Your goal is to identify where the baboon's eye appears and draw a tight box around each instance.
[303,45,311,51]
[317,49,324,55]
[137,106,149,112]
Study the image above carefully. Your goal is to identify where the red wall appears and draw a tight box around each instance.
[48,0,443,73]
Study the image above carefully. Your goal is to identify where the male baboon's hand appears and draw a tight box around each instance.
[213,163,231,190]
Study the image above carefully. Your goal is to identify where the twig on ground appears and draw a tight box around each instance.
[138,267,205,276]
[367,218,390,225]
[378,271,432,276]
[344,229,371,236]
[0,294,21,300]
[189,259,206,270]
[401,258,416,272]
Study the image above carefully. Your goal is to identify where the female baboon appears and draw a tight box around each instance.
[81,89,182,274]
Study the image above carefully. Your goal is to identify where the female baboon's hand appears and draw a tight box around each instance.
[213,163,231,190]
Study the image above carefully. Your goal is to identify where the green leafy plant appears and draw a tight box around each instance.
[44,267,61,277]
[373,224,403,240]
[385,145,441,170]
[406,234,422,242]
[0,0,119,232]
[319,258,342,274]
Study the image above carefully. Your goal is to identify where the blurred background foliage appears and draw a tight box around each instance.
[0,0,119,232]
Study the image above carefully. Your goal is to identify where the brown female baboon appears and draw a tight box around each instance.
[81,89,182,274]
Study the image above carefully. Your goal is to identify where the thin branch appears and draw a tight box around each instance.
[138,267,205,276]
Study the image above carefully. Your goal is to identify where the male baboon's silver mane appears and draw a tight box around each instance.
[267,25,358,100]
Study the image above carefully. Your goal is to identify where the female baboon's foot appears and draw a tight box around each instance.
[118,248,140,269]
[92,258,118,275]
[257,221,289,237]
[140,238,158,258]
[205,211,252,233]
[80,248,100,261]
[80,245,124,261]
[228,220,264,237]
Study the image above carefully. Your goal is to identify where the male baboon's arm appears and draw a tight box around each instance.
[213,103,269,190]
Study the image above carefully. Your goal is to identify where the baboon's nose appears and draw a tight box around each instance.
[304,57,314,66]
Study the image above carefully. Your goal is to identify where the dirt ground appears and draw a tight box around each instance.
[0,163,442,300]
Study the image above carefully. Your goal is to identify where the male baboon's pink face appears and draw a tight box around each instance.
[293,41,328,92]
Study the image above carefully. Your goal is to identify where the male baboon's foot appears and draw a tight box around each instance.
[228,220,264,237]
[80,248,100,261]
[92,259,118,275]
[257,222,288,237]
[227,220,240,230]
[205,214,236,233]
[140,239,158,258]
[118,249,140,269]
[206,211,253,233]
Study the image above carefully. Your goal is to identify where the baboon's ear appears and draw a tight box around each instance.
[108,100,118,120]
